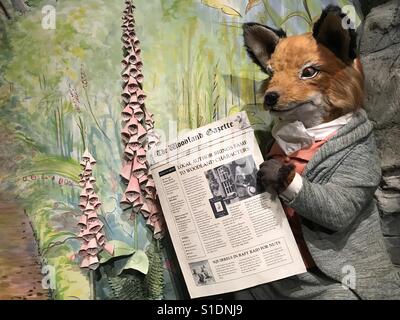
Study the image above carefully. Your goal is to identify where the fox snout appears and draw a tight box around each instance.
[263,91,279,109]
[243,5,365,127]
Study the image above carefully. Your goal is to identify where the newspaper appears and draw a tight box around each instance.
[149,112,306,298]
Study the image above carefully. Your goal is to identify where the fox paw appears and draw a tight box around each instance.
[257,159,296,194]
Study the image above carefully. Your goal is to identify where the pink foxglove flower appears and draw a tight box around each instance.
[119,0,165,239]
[77,150,114,270]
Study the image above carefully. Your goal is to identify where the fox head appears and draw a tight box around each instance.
[243,5,364,128]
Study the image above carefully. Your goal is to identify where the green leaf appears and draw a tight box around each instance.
[228,105,241,116]
[303,0,322,19]
[42,231,77,251]
[115,250,149,275]
[337,0,349,8]
[280,11,312,28]
[302,0,313,22]
[99,240,135,264]
[262,0,282,28]
[14,130,44,152]
[201,0,242,17]
[19,154,81,183]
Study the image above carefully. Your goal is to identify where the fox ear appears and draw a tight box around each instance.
[313,5,357,63]
[243,23,286,73]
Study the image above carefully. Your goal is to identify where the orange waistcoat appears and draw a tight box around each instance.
[268,137,333,269]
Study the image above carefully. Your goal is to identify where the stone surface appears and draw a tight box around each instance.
[359,0,392,17]
[374,127,400,169]
[360,0,400,266]
[360,1,400,129]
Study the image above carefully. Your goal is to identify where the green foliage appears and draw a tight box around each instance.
[51,246,90,300]
[144,241,164,300]
[105,241,164,300]
[18,154,81,183]
[201,0,241,17]
[41,231,77,254]
[280,11,312,28]
[114,250,149,276]
[107,274,146,300]
[98,240,136,264]
[261,0,284,28]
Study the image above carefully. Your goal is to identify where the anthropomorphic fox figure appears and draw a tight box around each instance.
[236,5,400,299]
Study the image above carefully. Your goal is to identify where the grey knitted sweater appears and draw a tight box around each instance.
[288,109,400,299]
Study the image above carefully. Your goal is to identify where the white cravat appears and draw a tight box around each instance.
[273,113,354,202]
[307,112,354,141]
[272,113,354,156]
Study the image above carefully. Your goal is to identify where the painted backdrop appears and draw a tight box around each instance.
[0,0,357,299]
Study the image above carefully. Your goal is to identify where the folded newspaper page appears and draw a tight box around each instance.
[149,112,306,298]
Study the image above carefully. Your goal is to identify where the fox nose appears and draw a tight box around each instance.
[264,91,279,109]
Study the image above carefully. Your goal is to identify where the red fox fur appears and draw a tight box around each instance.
[243,5,364,128]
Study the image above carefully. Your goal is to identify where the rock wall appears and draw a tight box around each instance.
[360,0,400,267]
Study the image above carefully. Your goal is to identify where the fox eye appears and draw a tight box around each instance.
[301,66,319,79]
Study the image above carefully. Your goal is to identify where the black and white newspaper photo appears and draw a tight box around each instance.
[149,112,306,298]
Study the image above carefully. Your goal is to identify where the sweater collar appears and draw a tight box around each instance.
[304,109,373,175]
